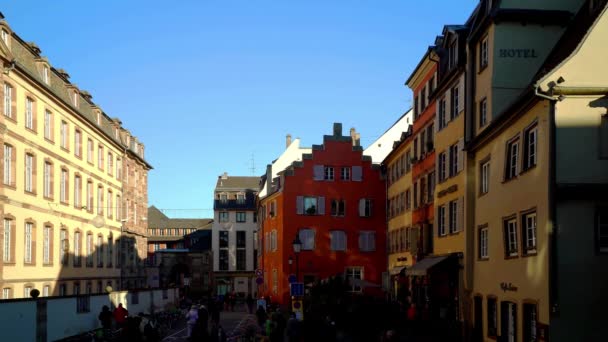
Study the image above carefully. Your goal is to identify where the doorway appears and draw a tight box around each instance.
[473,296,483,342]
[501,301,517,342]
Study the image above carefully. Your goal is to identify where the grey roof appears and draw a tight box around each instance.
[0,19,151,169]
[215,176,261,190]
[147,206,213,229]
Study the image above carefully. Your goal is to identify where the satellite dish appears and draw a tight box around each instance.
[92,215,106,228]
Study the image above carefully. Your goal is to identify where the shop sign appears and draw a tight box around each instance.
[500,282,518,292]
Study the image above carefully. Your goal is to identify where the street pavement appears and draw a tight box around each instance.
[162,305,252,341]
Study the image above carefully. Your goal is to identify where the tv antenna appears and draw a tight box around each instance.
[249,153,256,175]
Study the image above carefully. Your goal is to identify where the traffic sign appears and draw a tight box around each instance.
[255,269,263,277]
[290,282,304,297]
[256,277,264,285]
[288,274,297,284]
[292,299,304,321]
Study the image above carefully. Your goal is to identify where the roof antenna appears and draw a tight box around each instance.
[249,153,256,175]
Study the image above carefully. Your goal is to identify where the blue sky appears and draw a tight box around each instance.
[2,1,477,218]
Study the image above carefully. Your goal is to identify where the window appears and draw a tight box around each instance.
[1,29,7,45]
[324,166,334,180]
[449,200,458,234]
[44,110,52,140]
[359,231,375,251]
[236,193,245,204]
[219,231,229,248]
[87,139,93,163]
[97,235,103,267]
[523,124,538,170]
[43,225,52,264]
[438,98,447,129]
[451,86,459,119]
[72,91,79,107]
[438,152,447,182]
[60,169,68,203]
[74,129,82,157]
[24,286,32,298]
[601,114,608,158]
[405,189,412,210]
[480,36,488,68]
[449,144,458,177]
[60,229,68,265]
[413,182,418,209]
[74,175,81,208]
[331,199,345,217]
[60,121,68,150]
[420,86,426,109]
[107,235,113,267]
[487,297,497,338]
[219,212,229,222]
[86,233,93,267]
[270,230,277,251]
[59,284,67,296]
[23,222,34,264]
[115,195,121,221]
[449,41,457,68]
[25,97,34,130]
[43,285,49,297]
[107,190,112,218]
[505,138,520,180]
[74,231,81,266]
[86,181,93,212]
[4,219,12,262]
[25,153,34,193]
[3,144,13,186]
[43,162,52,198]
[330,231,347,251]
[523,303,538,342]
[299,229,315,250]
[219,249,228,271]
[479,98,488,127]
[359,199,373,217]
[42,65,50,84]
[219,193,227,203]
[236,231,246,270]
[4,83,13,118]
[413,137,418,160]
[504,218,518,257]
[438,206,446,236]
[479,227,489,259]
[97,145,104,170]
[77,294,90,313]
[481,160,490,194]
[414,96,419,118]
[304,197,318,215]
[345,267,363,292]
[522,212,537,254]
[598,207,608,253]
[236,212,246,223]
[341,167,350,180]
[427,172,435,203]
[405,150,412,172]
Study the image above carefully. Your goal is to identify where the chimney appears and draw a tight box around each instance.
[333,123,343,137]
[350,128,360,146]
[221,172,228,180]
[286,134,292,148]
[355,133,361,146]
[265,165,272,193]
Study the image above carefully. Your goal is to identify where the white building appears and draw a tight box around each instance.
[364,109,413,163]
[211,173,260,296]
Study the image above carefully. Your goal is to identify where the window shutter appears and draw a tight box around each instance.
[370,232,376,251]
[352,166,362,181]
[434,109,439,134]
[358,199,365,216]
[434,208,439,238]
[445,92,452,124]
[313,165,324,180]
[317,197,325,215]
[296,196,304,215]
[435,153,440,184]
[358,233,364,250]
[447,147,452,177]
[410,227,419,255]
[457,138,464,173]
[457,197,464,232]
[459,76,465,113]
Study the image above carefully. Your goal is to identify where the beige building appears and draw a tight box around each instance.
[0,16,150,299]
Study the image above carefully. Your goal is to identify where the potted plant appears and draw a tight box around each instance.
[306,206,317,215]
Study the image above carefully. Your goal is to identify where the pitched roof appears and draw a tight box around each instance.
[215,175,261,190]
[147,206,213,229]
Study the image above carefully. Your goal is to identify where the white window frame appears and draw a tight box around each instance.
[506,139,519,179]
[43,226,51,264]
[3,219,10,262]
[219,211,229,223]
[438,205,446,236]
[44,110,52,140]
[525,126,537,170]
[87,139,93,163]
[505,218,518,257]
[42,65,50,84]
[480,227,489,259]
[449,200,458,234]
[324,166,334,181]
[25,222,33,263]
[74,176,81,208]
[345,267,363,293]
[523,212,537,254]
[480,36,488,68]
[449,143,459,177]
[4,83,12,118]
[480,98,488,127]
[60,121,68,149]
[60,230,67,265]
[24,286,32,298]
[25,154,33,192]
[44,162,52,198]
[439,152,447,182]
[481,161,490,194]
[330,230,347,251]
[74,130,81,157]
[341,167,350,180]
[304,196,318,215]
[60,169,68,203]
[43,285,49,297]
[25,97,34,130]
[1,29,8,46]
[3,144,12,185]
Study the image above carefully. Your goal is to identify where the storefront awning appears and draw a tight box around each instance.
[406,256,449,276]
[389,266,406,276]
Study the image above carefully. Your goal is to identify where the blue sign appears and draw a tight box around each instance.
[288,274,297,284]
[290,282,304,297]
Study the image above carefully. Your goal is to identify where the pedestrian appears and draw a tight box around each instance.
[256,305,268,328]
[246,293,255,314]
[98,305,112,330]
[286,312,300,342]
[113,303,128,329]
[272,309,286,342]
[198,305,210,336]
[210,321,227,342]
[186,305,199,338]
[265,316,276,340]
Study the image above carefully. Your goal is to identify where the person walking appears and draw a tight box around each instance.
[286,312,300,342]
[256,305,268,329]
[98,305,112,330]
[113,303,128,329]
[186,305,199,339]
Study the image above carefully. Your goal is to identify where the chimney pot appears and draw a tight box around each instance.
[286,134,292,148]
[221,172,228,180]
[333,123,343,137]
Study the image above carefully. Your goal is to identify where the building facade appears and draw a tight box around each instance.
[258,123,386,305]
[0,17,150,299]
[212,173,259,296]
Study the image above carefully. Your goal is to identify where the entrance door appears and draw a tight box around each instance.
[473,296,483,342]
[501,301,517,342]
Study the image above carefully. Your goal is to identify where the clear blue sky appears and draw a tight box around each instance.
[3,1,476,218]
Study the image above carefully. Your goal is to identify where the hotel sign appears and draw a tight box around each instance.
[500,282,518,292]
[499,49,538,58]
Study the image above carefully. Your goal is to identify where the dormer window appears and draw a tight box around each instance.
[72,91,78,107]
[96,112,101,125]
[1,29,8,46]
[114,128,119,139]
[449,40,458,69]
[42,65,50,85]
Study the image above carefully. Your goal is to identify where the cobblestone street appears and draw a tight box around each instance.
[162,307,251,341]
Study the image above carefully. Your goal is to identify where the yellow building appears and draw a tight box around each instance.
[465,1,600,341]
[384,124,414,299]
[0,17,150,299]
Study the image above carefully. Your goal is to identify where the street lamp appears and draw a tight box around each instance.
[292,234,302,281]
[288,256,293,275]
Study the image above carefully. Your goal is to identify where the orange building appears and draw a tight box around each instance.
[257,124,386,305]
